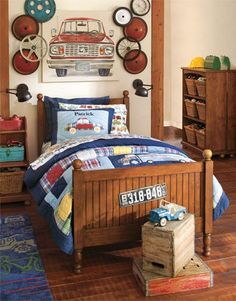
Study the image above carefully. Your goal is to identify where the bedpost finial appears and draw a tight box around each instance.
[203,149,212,161]
[123,90,129,97]
[73,159,83,170]
[37,93,43,101]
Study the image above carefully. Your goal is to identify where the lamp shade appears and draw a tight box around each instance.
[6,84,32,102]
[133,79,153,97]
[16,84,32,102]
[135,86,149,97]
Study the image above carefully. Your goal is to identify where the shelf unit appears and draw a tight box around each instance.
[0,117,31,204]
[182,68,236,156]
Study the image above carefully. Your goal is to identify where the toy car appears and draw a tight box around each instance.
[149,200,187,227]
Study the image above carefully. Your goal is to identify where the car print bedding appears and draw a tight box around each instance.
[24,134,229,255]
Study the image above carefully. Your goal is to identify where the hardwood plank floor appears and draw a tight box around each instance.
[1,127,236,300]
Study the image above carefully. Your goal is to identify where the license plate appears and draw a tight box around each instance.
[76,62,90,72]
[119,183,167,208]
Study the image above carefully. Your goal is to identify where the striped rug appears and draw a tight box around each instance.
[0,214,53,301]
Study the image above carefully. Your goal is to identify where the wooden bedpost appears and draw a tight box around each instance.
[123,90,130,130]
[73,159,84,273]
[37,93,45,156]
[203,149,213,256]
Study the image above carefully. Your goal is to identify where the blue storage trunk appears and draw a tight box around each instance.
[0,145,24,162]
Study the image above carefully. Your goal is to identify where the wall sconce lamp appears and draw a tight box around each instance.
[6,84,32,102]
[133,79,153,97]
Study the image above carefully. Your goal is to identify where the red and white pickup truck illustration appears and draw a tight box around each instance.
[47,17,115,77]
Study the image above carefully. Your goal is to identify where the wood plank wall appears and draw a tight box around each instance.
[151,0,164,140]
[0,0,9,117]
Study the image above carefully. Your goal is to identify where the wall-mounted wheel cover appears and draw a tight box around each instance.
[123,50,147,74]
[24,0,56,23]
[116,36,141,61]
[12,50,39,75]
[113,7,132,26]
[130,0,151,16]
[12,15,39,41]
[123,17,148,41]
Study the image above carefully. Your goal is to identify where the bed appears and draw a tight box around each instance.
[25,90,229,273]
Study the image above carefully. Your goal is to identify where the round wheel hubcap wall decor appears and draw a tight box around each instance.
[12,50,39,75]
[123,17,148,41]
[116,36,141,61]
[12,15,39,41]
[24,0,56,23]
[123,50,148,74]
[130,0,151,16]
[113,7,132,26]
[20,34,48,62]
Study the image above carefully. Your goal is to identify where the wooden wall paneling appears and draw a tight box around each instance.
[151,0,164,139]
[0,0,9,117]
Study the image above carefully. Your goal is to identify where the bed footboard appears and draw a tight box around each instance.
[72,150,213,273]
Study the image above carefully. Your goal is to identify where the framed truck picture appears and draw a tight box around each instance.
[42,10,118,82]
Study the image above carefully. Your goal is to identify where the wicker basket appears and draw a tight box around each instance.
[195,80,206,97]
[184,124,197,145]
[195,129,205,149]
[196,102,206,121]
[185,78,197,96]
[184,99,198,118]
[0,171,24,194]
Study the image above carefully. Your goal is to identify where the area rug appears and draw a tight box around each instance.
[0,214,53,301]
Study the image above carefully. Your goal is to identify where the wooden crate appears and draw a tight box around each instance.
[142,214,195,277]
[133,255,213,296]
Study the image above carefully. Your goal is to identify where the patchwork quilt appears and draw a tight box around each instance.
[24,135,229,254]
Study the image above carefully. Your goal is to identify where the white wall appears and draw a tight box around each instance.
[9,0,236,160]
[9,0,152,161]
[165,0,236,128]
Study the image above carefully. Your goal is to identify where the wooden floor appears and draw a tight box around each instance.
[1,127,236,301]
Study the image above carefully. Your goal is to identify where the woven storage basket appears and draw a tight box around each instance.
[184,99,198,118]
[195,80,206,97]
[196,102,206,121]
[195,129,205,149]
[0,171,24,194]
[184,124,197,145]
[185,78,197,96]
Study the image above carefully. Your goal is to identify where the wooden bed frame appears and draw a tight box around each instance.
[37,90,213,273]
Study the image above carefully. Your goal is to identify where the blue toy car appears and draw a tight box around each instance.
[149,200,187,227]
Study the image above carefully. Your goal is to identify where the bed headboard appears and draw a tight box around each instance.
[37,90,130,156]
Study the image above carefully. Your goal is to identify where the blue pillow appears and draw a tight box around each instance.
[51,108,114,145]
[44,95,110,141]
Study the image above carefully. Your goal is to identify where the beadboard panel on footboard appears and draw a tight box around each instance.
[73,162,206,249]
